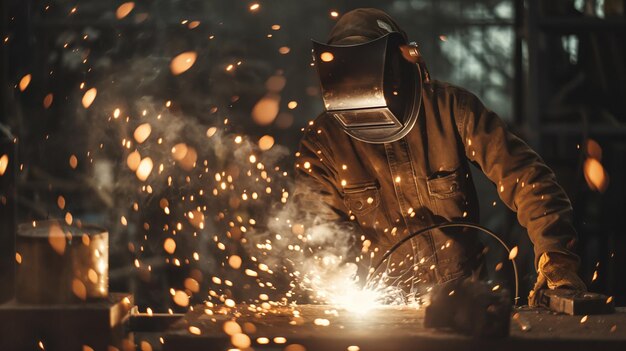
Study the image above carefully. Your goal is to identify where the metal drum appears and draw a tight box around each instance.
[15,220,108,304]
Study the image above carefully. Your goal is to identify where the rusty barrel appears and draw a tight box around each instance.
[15,220,108,304]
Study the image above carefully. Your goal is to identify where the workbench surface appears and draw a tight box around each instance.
[163,304,626,351]
[0,293,133,350]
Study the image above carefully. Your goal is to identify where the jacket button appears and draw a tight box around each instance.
[354,201,364,210]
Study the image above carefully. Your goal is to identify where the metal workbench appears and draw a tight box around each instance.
[161,304,626,351]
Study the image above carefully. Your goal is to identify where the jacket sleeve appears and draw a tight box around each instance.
[293,130,349,223]
[456,91,578,267]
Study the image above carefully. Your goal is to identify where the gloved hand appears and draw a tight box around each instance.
[528,252,587,306]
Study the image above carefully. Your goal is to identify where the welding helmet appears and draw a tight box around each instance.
[312,32,423,144]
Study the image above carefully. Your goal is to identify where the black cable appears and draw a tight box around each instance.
[367,221,519,302]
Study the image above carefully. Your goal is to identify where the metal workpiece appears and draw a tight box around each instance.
[536,288,615,316]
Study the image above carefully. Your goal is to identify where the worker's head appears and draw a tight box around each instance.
[312,8,423,144]
[327,8,409,46]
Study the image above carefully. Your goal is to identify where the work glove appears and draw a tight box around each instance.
[528,252,587,306]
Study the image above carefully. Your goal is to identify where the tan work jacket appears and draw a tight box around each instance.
[294,80,577,286]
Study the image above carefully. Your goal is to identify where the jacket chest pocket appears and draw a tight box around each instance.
[343,183,380,216]
[427,168,465,200]
[342,181,392,237]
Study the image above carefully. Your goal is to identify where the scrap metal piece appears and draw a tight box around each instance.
[536,288,615,315]
[424,278,511,338]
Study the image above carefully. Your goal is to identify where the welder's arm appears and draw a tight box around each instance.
[456,92,586,298]
[293,133,349,223]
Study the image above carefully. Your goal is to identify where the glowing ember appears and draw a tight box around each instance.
[163,238,176,254]
[81,88,97,108]
[69,155,78,169]
[65,212,73,225]
[136,157,153,181]
[171,143,188,160]
[320,52,334,62]
[206,127,217,138]
[127,150,141,171]
[252,95,280,126]
[584,157,609,192]
[185,278,200,293]
[0,154,9,176]
[48,222,66,255]
[87,269,98,284]
[72,278,87,300]
[257,337,269,344]
[509,246,518,260]
[229,255,242,269]
[231,333,251,348]
[249,3,260,11]
[170,51,198,75]
[43,93,53,108]
[173,290,189,307]
[258,135,275,151]
[223,321,242,335]
[133,123,152,143]
[19,74,32,91]
[274,337,287,344]
[116,2,135,19]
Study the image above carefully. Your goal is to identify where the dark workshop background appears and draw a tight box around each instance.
[1,0,625,309]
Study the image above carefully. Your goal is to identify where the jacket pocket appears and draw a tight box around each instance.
[427,168,463,200]
[343,182,380,216]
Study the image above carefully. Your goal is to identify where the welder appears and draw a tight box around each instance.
[293,8,586,304]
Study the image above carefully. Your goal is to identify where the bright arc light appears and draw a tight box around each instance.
[329,286,382,315]
[308,261,383,315]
